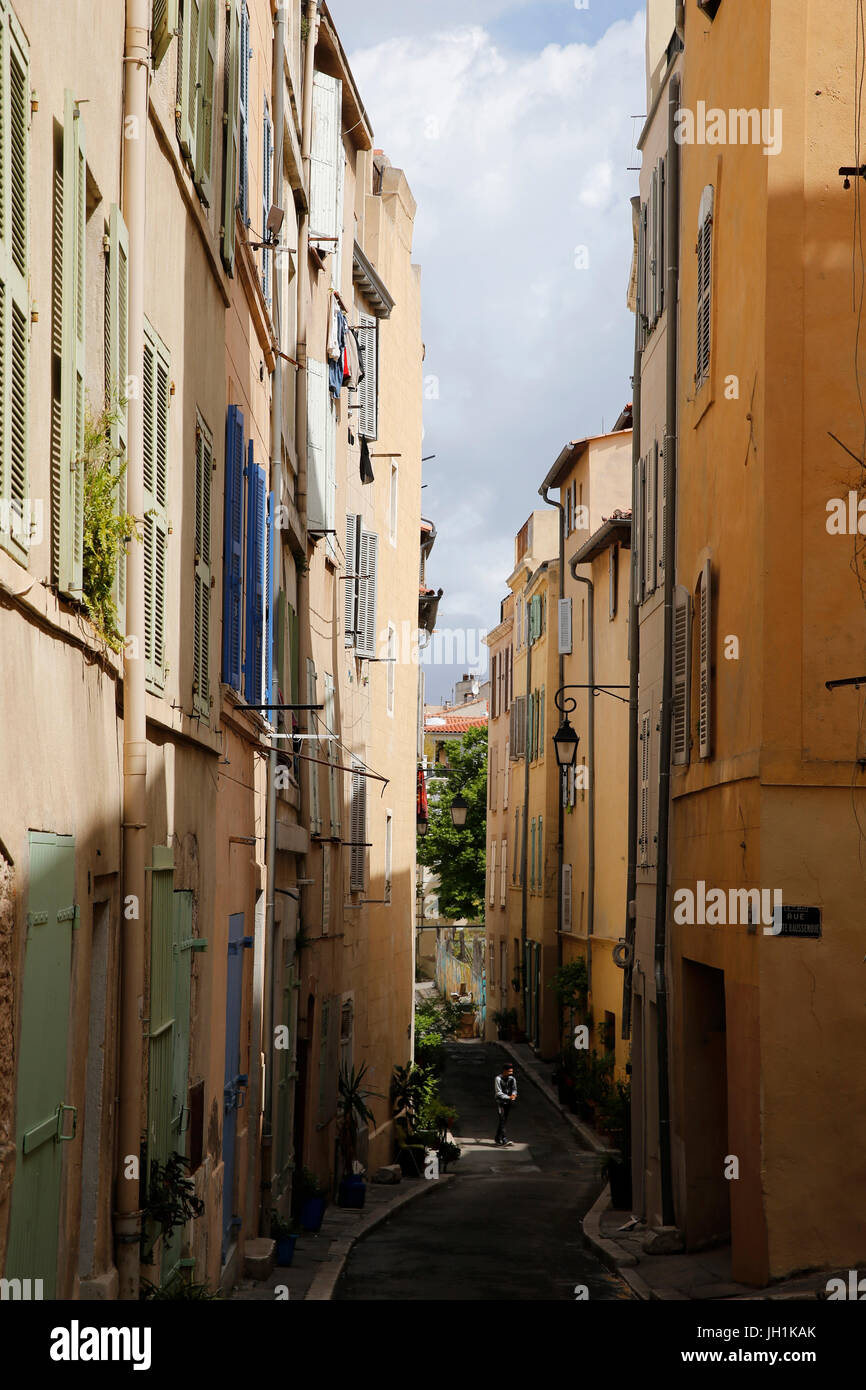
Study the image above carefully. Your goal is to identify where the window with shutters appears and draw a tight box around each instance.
[512,808,519,882]
[562,864,573,932]
[697,560,713,759]
[695,186,714,388]
[143,321,170,691]
[537,815,543,891]
[221,0,241,272]
[344,512,361,646]
[509,695,526,759]
[105,205,129,626]
[238,0,249,225]
[644,446,656,598]
[0,8,29,565]
[307,659,322,835]
[177,0,218,203]
[193,413,213,717]
[672,585,692,766]
[349,757,367,890]
[261,95,273,303]
[153,0,179,68]
[310,71,344,287]
[222,405,244,690]
[538,688,545,762]
[639,711,651,868]
[356,528,379,659]
[489,943,495,988]
[357,310,378,440]
[500,839,507,906]
[503,742,509,807]
[558,597,572,655]
[530,818,536,890]
[488,840,496,907]
[52,91,87,594]
[325,673,341,837]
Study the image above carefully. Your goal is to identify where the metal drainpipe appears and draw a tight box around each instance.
[654,71,681,1230]
[287,0,319,1187]
[538,486,565,1053]
[568,563,595,998]
[259,0,287,1236]
[623,223,642,1041]
[116,0,149,1301]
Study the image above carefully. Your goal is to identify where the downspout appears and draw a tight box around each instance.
[259,0,287,1233]
[654,72,681,1230]
[623,206,642,1040]
[539,486,565,1053]
[116,0,149,1301]
[568,563,595,997]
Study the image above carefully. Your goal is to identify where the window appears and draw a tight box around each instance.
[143,322,170,691]
[261,95,273,304]
[696,186,714,388]
[509,696,526,759]
[672,585,692,765]
[178,0,218,204]
[386,623,396,715]
[639,710,650,868]
[0,9,29,565]
[153,0,179,68]
[562,864,573,931]
[488,840,496,907]
[357,310,378,439]
[500,840,507,906]
[385,812,392,903]
[193,414,213,716]
[697,560,713,759]
[238,0,249,225]
[389,461,398,544]
[349,758,367,890]
[307,659,322,835]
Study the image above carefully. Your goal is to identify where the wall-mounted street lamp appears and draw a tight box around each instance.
[417,816,429,838]
[450,793,469,829]
[553,716,580,769]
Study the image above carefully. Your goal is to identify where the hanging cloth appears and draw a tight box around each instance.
[360,435,375,485]
[344,327,361,389]
[329,310,346,400]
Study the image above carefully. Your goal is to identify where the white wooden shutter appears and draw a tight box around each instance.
[306,659,321,834]
[645,445,656,596]
[500,840,507,906]
[310,72,343,283]
[562,864,573,931]
[306,358,329,532]
[558,597,573,655]
[488,841,496,907]
[349,757,366,890]
[699,560,712,759]
[344,512,359,645]
[356,528,378,659]
[357,311,378,440]
[59,90,86,597]
[672,585,691,766]
[639,711,650,867]
[153,0,179,68]
[0,9,30,562]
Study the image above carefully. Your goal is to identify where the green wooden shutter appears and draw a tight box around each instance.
[152,0,179,68]
[537,815,543,891]
[148,846,176,1178]
[0,6,30,562]
[221,0,240,271]
[178,0,200,162]
[195,0,218,203]
[105,205,129,628]
[59,90,86,596]
[193,416,212,716]
[143,321,169,690]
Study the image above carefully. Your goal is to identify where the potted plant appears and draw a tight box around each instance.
[270,1212,298,1267]
[492,1007,518,1041]
[336,1061,380,1208]
[298,1168,326,1232]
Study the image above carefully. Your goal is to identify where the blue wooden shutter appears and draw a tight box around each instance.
[244,450,265,703]
[193,415,213,717]
[222,405,244,689]
[265,488,274,710]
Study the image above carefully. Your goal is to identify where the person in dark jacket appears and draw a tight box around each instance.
[494,1064,517,1145]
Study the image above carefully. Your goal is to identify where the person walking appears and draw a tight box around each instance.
[494,1063,517,1145]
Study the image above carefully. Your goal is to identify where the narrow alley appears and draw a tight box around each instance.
[335,1044,631,1301]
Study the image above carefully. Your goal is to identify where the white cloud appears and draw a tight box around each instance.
[347,16,644,647]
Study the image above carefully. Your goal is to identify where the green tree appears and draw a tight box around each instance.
[419,725,487,920]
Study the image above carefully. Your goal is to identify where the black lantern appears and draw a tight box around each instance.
[553,716,579,769]
[417,816,429,838]
[450,793,469,829]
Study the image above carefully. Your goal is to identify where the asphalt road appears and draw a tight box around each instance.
[335,1041,632,1301]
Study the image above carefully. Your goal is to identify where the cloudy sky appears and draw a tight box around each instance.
[327,0,646,700]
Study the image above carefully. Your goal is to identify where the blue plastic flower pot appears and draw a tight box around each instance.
[300,1196,326,1232]
[276,1233,297,1266]
[338,1176,366,1209]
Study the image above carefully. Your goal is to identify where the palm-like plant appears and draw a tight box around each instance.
[337,1062,381,1179]
[390,1061,436,1137]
